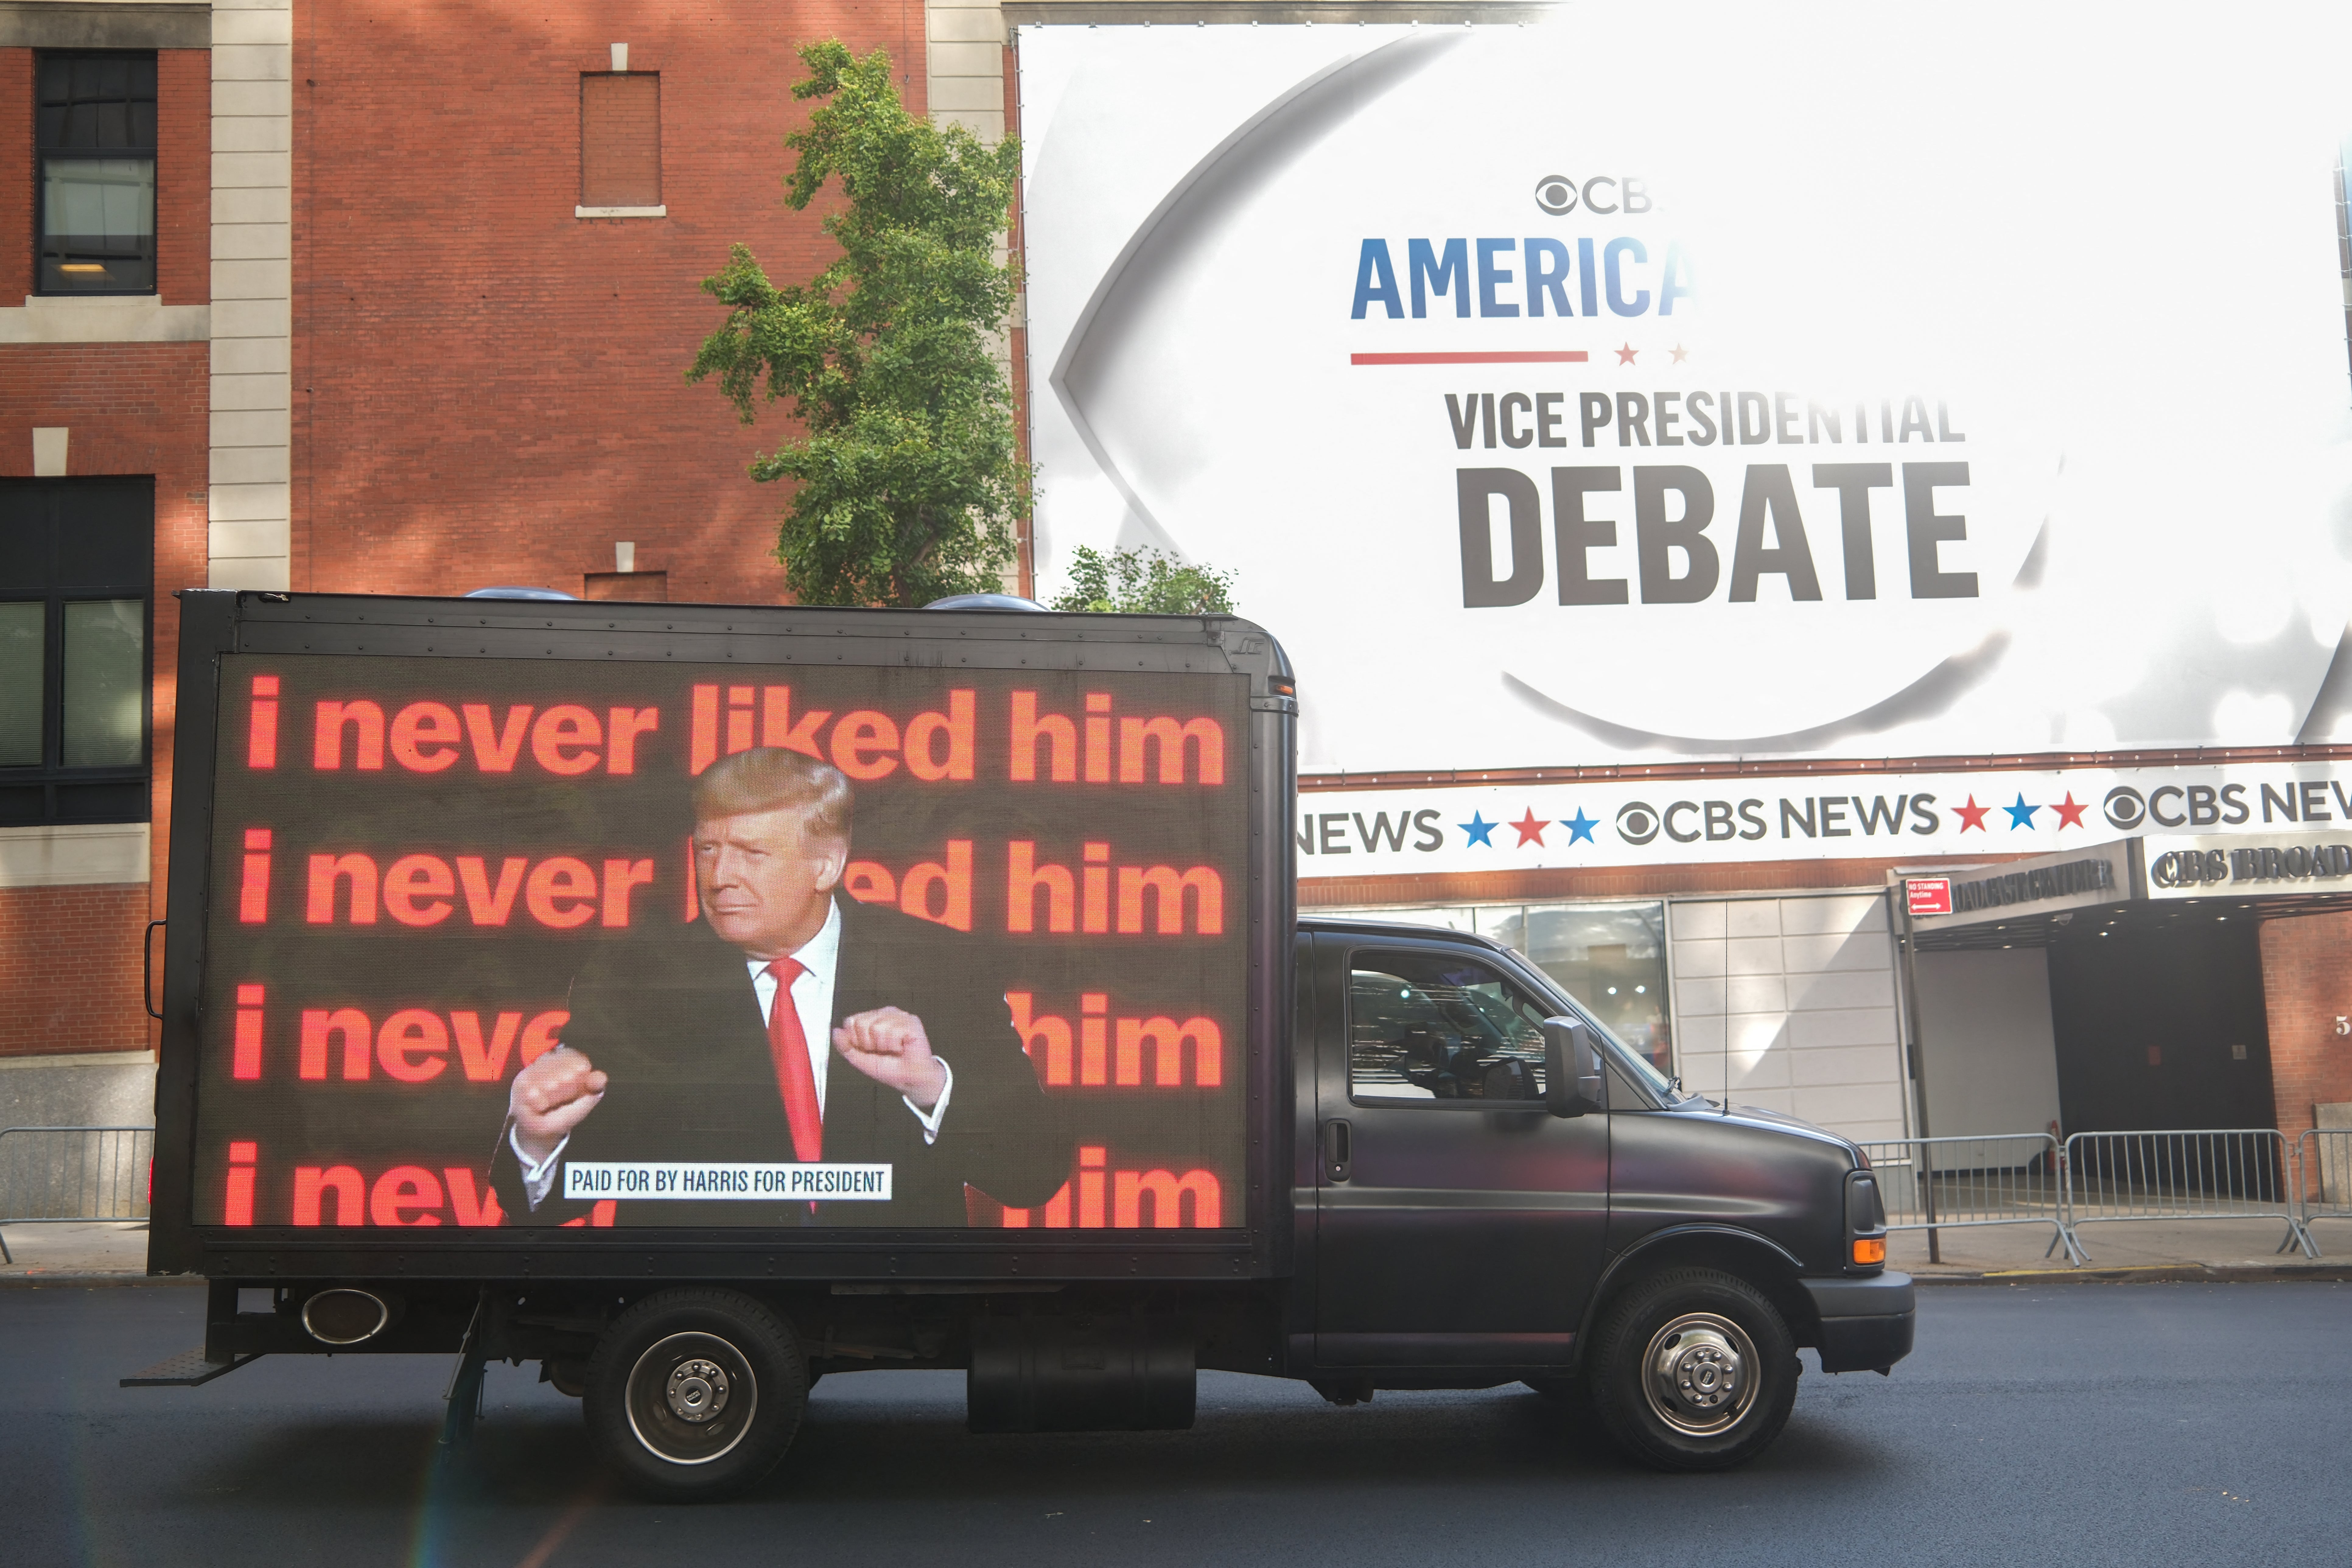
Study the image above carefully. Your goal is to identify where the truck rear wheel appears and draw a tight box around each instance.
[583,1288,807,1501]
[1587,1267,1798,1472]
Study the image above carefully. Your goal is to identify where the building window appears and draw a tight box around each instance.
[579,72,660,213]
[35,52,158,296]
[0,479,153,824]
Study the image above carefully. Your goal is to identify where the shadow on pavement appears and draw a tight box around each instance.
[119,1367,1904,1518]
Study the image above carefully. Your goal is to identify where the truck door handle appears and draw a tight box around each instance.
[142,920,165,1020]
[1322,1118,1352,1183]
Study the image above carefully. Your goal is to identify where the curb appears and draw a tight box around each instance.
[1913,1262,2352,1286]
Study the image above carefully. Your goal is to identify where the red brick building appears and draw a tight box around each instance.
[292,5,831,604]
[0,10,210,1131]
[0,0,1008,1130]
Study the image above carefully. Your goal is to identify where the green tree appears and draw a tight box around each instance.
[1046,544,1238,615]
[688,40,1024,607]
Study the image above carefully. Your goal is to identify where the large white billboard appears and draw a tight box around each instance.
[1020,8,2352,775]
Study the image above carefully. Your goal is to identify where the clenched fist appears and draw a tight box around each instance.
[509,1046,607,1165]
[833,1006,948,1109]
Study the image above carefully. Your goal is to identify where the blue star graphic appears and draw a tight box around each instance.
[1563,808,1598,845]
[2004,794,2040,830]
[1460,811,1497,848]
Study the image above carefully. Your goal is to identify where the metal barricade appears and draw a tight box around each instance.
[2062,1129,2313,1261]
[1858,1133,2082,1265]
[2296,1127,2352,1256]
[0,1125,155,1265]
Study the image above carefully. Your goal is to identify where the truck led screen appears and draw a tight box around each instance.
[192,655,1251,1233]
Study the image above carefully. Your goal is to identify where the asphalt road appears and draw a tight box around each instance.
[7,1280,2343,1567]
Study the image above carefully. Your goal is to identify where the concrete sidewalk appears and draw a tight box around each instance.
[1889,1213,2352,1281]
[0,1221,157,1281]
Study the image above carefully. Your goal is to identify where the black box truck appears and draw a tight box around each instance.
[131,590,1911,1497]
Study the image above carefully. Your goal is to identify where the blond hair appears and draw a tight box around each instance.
[692,748,852,842]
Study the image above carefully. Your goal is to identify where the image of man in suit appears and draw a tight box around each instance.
[496,746,1070,1226]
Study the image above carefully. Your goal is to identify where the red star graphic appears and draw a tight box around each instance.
[1669,344,1689,364]
[1614,343,1639,366]
[1954,795,1991,832]
[2051,793,2088,829]
[1510,808,1549,847]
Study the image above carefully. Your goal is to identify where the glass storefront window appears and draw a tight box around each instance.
[1522,904,1671,1076]
[1478,902,1673,1078]
[0,602,42,766]
[1312,899,1674,1079]
[0,479,151,824]
[61,598,143,767]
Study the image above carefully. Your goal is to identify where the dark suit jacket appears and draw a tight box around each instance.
[494,899,1069,1227]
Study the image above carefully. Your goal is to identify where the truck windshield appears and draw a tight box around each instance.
[1602,1028,1683,1100]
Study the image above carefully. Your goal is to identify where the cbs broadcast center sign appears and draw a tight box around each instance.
[1018,8,2352,806]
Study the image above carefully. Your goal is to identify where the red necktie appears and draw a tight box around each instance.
[761,959,824,1163]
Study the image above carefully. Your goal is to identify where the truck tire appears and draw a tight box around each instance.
[1586,1267,1798,1472]
[583,1288,807,1501]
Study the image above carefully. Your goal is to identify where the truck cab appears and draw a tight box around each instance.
[1294,916,1911,1469]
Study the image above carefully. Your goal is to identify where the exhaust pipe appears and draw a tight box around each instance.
[300,1288,393,1346]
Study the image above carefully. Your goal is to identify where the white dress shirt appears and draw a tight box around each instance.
[516,897,954,1209]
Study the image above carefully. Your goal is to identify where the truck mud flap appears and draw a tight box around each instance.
[1801,1272,1916,1374]
[1813,1312,1914,1374]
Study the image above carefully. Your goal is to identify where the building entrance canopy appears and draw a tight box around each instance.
[1905,831,2352,950]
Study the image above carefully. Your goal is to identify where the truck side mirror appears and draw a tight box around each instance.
[1542,1018,1607,1118]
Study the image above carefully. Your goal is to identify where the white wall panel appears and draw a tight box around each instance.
[1670,891,1906,1143]
[1911,947,2063,1139]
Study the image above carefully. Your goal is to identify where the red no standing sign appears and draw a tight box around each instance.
[1906,877,1953,917]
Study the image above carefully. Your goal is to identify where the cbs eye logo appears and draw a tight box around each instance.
[2103,787,2145,829]
[1616,801,1661,846]
[1534,173,1653,216]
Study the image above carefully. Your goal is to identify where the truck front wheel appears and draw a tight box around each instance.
[1587,1267,1798,1471]
[583,1288,807,1501]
